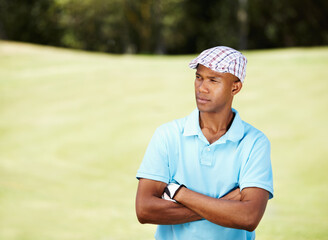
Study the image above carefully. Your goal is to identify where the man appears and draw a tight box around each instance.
[135,46,273,240]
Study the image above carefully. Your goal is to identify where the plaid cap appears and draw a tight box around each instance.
[189,46,247,83]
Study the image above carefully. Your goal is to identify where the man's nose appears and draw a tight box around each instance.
[198,80,209,93]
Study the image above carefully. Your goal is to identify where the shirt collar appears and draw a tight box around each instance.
[183,109,200,136]
[183,108,244,143]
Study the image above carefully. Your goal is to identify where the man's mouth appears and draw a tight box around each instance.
[196,96,210,104]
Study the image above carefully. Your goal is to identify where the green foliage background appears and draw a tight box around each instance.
[0,0,327,54]
[0,41,328,239]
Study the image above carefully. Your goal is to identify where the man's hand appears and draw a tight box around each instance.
[220,187,241,201]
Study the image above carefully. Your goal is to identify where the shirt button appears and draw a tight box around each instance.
[206,147,210,151]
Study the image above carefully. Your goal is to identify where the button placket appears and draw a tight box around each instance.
[200,145,213,166]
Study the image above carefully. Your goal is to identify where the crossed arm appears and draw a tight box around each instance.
[135,178,269,231]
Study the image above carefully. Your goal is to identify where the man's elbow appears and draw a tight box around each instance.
[243,222,259,232]
[241,213,261,232]
[136,204,151,224]
[136,209,148,224]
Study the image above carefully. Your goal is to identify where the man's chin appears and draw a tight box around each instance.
[196,104,213,113]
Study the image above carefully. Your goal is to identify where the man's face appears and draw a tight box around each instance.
[194,64,240,113]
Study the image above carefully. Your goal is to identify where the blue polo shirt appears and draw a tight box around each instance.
[137,108,274,240]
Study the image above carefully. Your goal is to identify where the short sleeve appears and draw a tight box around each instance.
[136,126,170,183]
[239,134,274,199]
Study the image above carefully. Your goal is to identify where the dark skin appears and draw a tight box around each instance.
[136,179,242,225]
[195,64,240,143]
[174,187,269,231]
[136,64,270,231]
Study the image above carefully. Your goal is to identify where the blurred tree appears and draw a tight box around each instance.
[195,0,239,52]
[160,0,240,54]
[123,0,153,53]
[248,0,328,49]
[238,0,248,50]
[0,0,63,45]
[123,0,166,54]
[0,0,327,53]
[0,20,7,39]
[59,0,164,54]
[58,0,125,53]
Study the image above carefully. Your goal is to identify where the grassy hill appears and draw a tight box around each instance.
[0,41,328,240]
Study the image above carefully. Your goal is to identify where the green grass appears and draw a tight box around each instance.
[0,41,328,240]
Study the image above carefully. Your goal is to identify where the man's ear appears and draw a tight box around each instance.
[232,80,242,96]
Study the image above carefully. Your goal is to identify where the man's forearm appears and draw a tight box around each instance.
[136,195,202,225]
[174,187,269,231]
[136,185,241,225]
[136,179,202,225]
[136,180,242,226]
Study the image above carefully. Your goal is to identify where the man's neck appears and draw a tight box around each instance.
[199,107,234,144]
